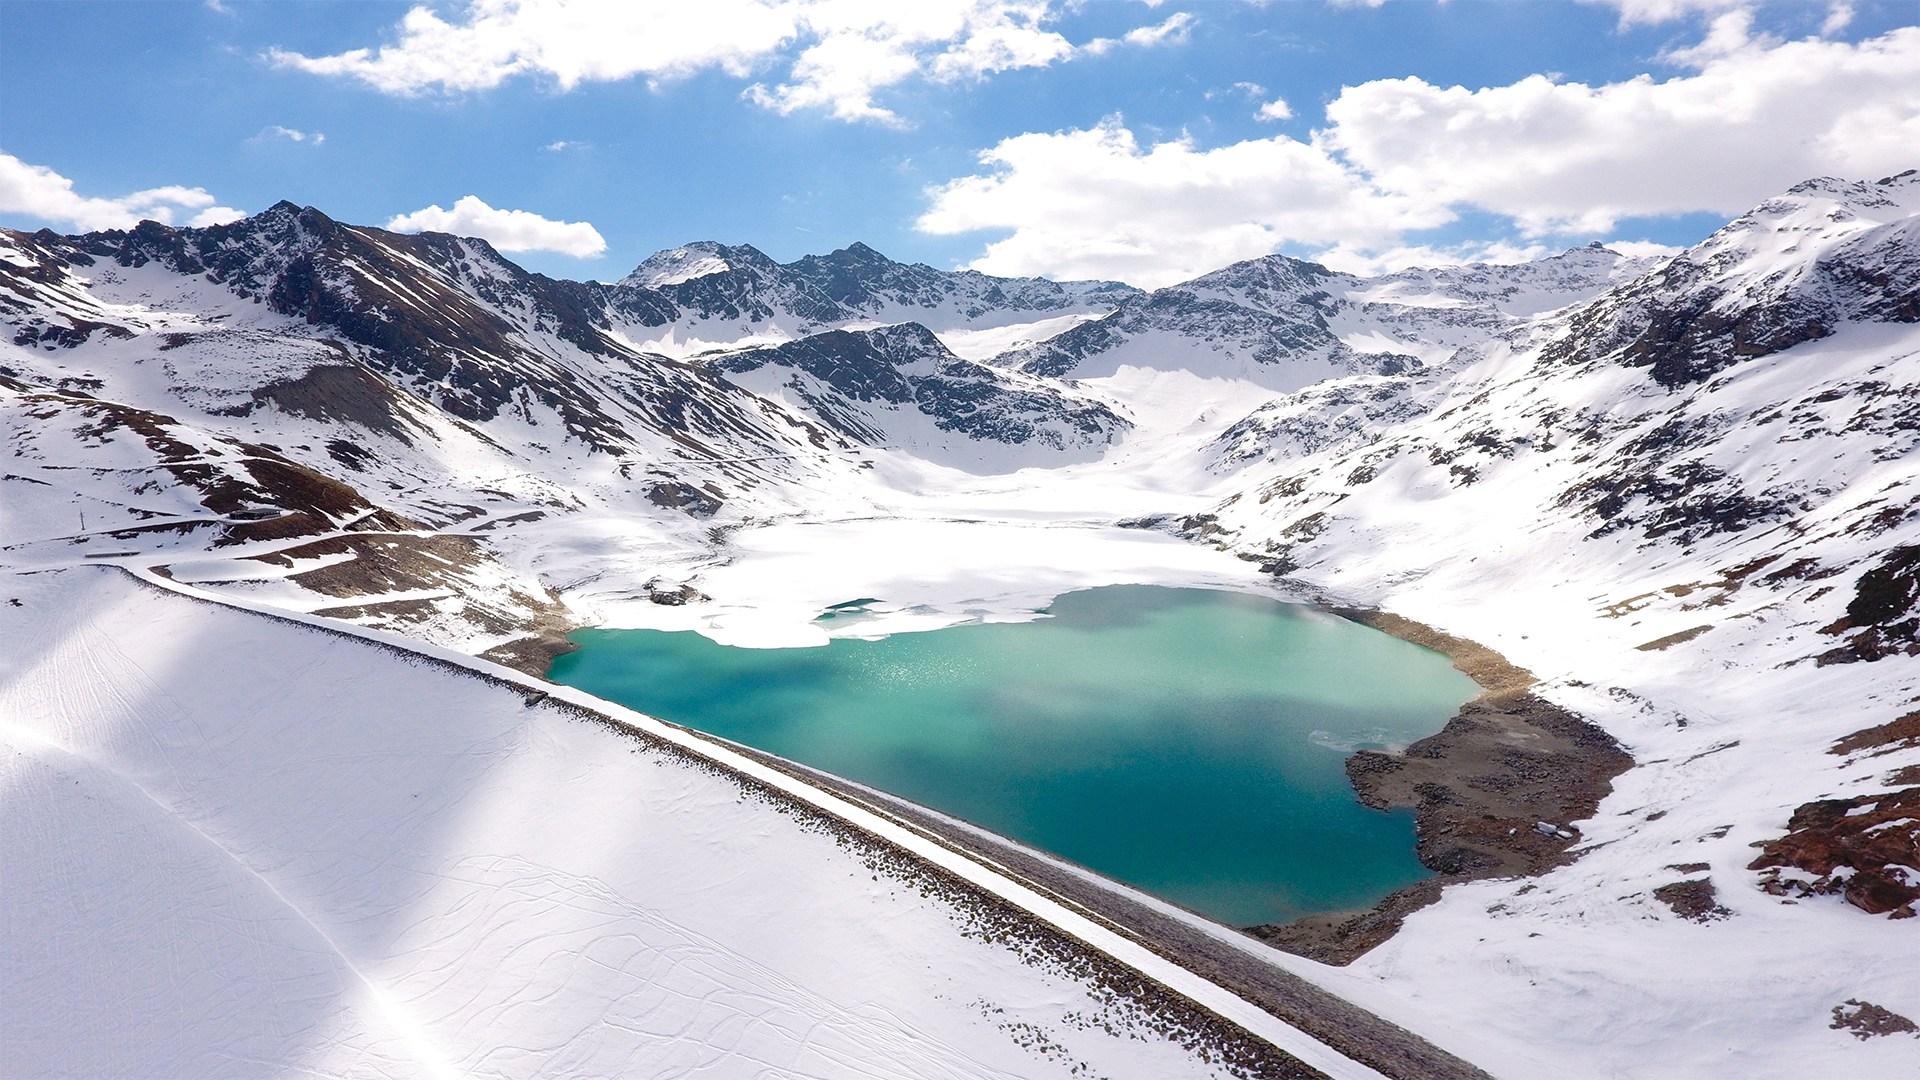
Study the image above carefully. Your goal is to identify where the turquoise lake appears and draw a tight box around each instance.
[548,585,1478,927]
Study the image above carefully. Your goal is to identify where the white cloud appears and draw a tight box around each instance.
[544,139,589,152]
[1821,1,1854,36]
[920,22,1918,284]
[1603,239,1686,259]
[1084,12,1195,56]
[1204,80,1264,103]
[1254,97,1292,121]
[1578,0,1746,28]
[0,153,241,232]
[269,1,1184,126]
[385,194,607,257]
[916,117,1446,287]
[749,4,1080,126]
[1311,239,1551,277]
[190,206,248,227]
[254,125,326,145]
[1322,22,1920,235]
[269,0,797,94]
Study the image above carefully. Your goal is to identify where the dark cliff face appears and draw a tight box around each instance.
[2,208,835,459]
[1544,173,1920,389]
[712,322,1124,448]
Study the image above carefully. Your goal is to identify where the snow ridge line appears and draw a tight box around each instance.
[118,563,1394,1080]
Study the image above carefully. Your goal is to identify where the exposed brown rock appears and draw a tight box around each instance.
[246,361,427,443]
[1749,787,1920,917]
[1651,878,1731,922]
[236,532,573,673]
[1830,710,1920,759]
[1830,999,1919,1041]
[1816,544,1920,665]
[1635,625,1713,651]
[1251,610,1633,964]
[646,479,724,517]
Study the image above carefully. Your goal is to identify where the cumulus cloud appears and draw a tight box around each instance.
[254,125,326,145]
[1577,0,1746,27]
[1254,97,1292,121]
[1323,21,1920,235]
[1083,12,1195,56]
[0,152,242,232]
[269,0,796,94]
[1603,239,1686,260]
[385,194,607,257]
[921,22,1919,284]
[916,117,1446,287]
[190,205,248,227]
[544,139,589,152]
[1310,240,1550,277]
[268,0,1183,126]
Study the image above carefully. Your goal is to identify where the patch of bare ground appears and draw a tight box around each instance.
[241,532,574,674]
[1749,787,1920,917]
[1830,999,1919,1041]
[1815,543,1920,665]
[1650,878,1731,922]
[1250,609,1633,965]
[1636,624,1713,651]
[1830,709,1920,759]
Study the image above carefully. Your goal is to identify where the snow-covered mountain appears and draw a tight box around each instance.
[1005,242,1659,388]
[0,208,1146,658]
[6,173,1920,1079]
[713,321,1125,467]
[1175,172,1920,1074]
[609,237,1138,356]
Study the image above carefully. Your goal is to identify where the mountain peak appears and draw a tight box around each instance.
[1558,241,1621,259]
[621,241,754,289]
[1764,173,1920,222]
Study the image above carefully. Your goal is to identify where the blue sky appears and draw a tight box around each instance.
[2,0,1916,286]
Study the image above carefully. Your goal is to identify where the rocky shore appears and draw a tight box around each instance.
[1250,610,1634,964]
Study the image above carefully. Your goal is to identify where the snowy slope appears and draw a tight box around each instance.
[1176,173,1920,1077]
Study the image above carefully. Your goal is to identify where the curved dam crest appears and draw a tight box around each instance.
[548,584,1479,927]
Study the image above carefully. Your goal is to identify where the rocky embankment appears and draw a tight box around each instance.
[1251,611,1634,964]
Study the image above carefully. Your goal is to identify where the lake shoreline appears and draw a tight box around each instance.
[1249,608,1635,965]
[545,584,1473,929]
[535,582,1629,973]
